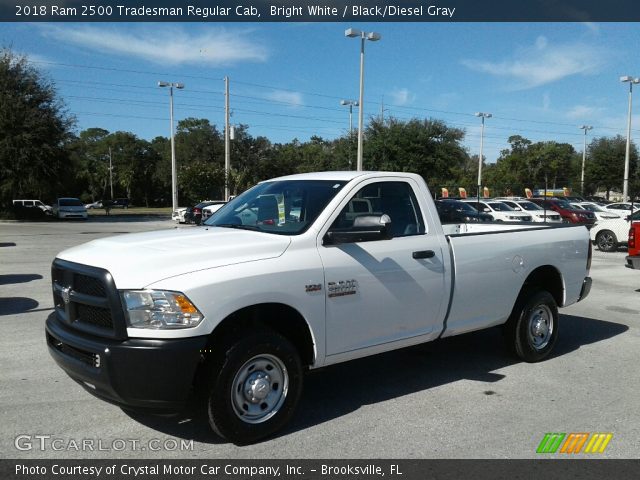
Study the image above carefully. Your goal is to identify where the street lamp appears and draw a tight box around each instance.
[475,112,492,202]
[345,28,381,171]
[621,75,640,202]
[340,99,359,135]
[158,80,185,213]
[341,100,359,170]
[579,125,593,195]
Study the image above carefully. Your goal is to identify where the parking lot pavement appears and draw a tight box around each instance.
[1,220,638,459]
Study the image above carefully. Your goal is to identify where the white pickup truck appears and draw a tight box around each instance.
[46,171,592,444]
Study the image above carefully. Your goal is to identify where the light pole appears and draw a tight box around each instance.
[158,81,184,212]
[621,75,639,202]
[341,100,359,170]
[475,112,492,202]
[345,28,381,171]
[579,125,593,195]
[340,99,359,135]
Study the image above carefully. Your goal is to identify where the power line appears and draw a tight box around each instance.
[36,60,640,141]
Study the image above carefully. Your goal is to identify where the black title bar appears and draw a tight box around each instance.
[4,0,640,22]
[3,459,640,480]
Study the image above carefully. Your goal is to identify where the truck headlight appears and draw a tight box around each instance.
[120,290,204,329]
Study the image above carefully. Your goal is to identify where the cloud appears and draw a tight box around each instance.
[542,92,551,111]
[566,104,604,120]
[461,37,607,90]
[266,90,303,107]
[389,88,415,106]
[36,25,268,66]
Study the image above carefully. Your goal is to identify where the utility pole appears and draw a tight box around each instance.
[108,147,114,199]
[224,76,230,201]
[579,125,593,195]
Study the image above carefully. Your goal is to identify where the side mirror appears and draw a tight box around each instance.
[324,214,393,245]
[483,207,491,213]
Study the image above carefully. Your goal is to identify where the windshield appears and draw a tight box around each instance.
[456,202,478,213]
[550,200,571,209]
[59,198,83,207]
[517,201,542,211]
[579,204,603,213]
[205,179,347,235]
[488,202,515,212]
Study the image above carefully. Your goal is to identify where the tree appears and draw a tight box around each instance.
[0,48,75,207]
[586,136,638,198]
[486,136,577,196]
[363,117,469,187]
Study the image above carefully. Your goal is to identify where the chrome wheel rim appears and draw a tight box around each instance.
[231,354,288,424]
[527,304,553,350]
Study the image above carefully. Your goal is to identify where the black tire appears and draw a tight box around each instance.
[504,289,558,362]
[595,230,617,252]
[207,331,303,445]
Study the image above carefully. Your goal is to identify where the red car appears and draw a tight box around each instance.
[529,198,597,226]
[626,222,640,269]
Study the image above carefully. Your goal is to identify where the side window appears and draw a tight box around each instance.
[331,181,426,237]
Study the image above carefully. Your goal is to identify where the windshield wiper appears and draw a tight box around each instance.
[212,224,260,231]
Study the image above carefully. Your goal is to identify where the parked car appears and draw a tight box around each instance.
[435,199,493,223]
[84,200,103,209]
[496,199,562,223]
[47,171,592,444]
[106,198,129,209]
[585,196,610,204]
[529,198,597,226]
[184,201,222,225]
[52,198,88,220]
[201,201,228,222]
[172,207,188,224]
[626,221,640,269]
[460,199,532,222]
[602,202,639,215]
[589,217,631,252]
[570,202,623,221]
[12,199,52,218]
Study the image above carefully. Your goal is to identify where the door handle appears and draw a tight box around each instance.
[412,250,435,259]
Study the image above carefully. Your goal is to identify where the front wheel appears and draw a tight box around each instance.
[595,230,617,252]
[207,331,303,445]
[504,289,558,362]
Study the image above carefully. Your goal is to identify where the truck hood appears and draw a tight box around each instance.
[56,227,291,288]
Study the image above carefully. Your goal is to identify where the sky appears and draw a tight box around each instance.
[2,21,640,164]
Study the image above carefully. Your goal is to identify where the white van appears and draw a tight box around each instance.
[12,199,52,214]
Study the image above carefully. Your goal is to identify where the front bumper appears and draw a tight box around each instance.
[626,256,640,270]
[46,313,208,411]
[58,211,88,219]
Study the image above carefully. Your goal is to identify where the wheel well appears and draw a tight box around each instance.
[523,266,564,307]
[206,303,315,367]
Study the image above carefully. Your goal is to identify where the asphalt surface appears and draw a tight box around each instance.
[1,218,638,459]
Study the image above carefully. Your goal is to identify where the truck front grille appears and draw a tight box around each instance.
[74,274,107,297]
[76,304,113,329]
[47,332,100,368]
[51,259,127,340]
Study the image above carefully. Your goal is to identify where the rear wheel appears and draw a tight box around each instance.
[595,230,617,252]
[504,289,558,362]
[206,331,303,445]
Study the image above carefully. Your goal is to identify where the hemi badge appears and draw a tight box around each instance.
[305,284,322,293]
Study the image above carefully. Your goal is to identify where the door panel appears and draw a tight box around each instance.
[318,180,447,356]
